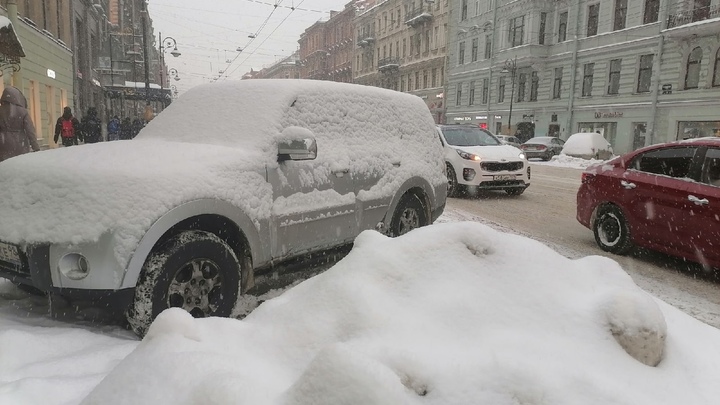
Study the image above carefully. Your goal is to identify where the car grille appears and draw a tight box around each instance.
[481,161,524,172]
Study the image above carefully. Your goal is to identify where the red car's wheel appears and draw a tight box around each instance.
[593,205,633,254]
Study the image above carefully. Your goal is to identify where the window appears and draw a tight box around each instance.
[469,81,475,105]
[415,72,420,90]
[530,71,539,101]
[558,12,568,42]
[432,68,437,87]
[482,78,489,103]
[582,63,595,96]
[403,38,407,57]
[471,38,478,62]
[456,82,463,106]
[702,149,720,187]
[415,33,421,55]
[425,30,430,53]
[587,4,600,37]
[539,12,547,45]
[643,0,659,24]
[714,48,720,87]
[631,147,697,179]
[408,75,413,90]
[637,54,654,93]
[484,35,492,59]
[509,15,525,47]
[685,47,703,89]
[553,67,563,99]
[614,0,627,31]
[458,41,466,65]
[498,77,506,103]
[517,73,526,102]
[461,0,468,21]
[603,59,621,95]
[424,71,429,88]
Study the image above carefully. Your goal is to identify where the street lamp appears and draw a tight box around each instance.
[159,33,181,87]
[501,56,517,135]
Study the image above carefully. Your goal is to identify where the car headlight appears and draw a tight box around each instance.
[518,152,526,160]
[58,253,90,280]
[456,149,481,161]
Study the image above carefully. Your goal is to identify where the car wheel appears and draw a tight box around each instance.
[446,163,459,198]
[544,150,555,161]
[593,205,633,254]
[127,230,241,337]
[505,188,525,196]
[390,193,428,237]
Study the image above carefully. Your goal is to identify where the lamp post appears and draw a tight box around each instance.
[159,33,181,88]
[501,57,517,135]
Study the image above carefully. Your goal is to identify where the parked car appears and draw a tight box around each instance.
[521,137,565,161]
[437,124,530,197]
[562,132,614,160]
[577,138,720,269]
[0,80,447,336]
[495,135,521,148]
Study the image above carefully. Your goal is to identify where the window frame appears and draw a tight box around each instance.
[714,48,720,87]
[558,11,568,42]
[482,78,489,104]
[530,71,539,101]
[469,80,476,106]
[643,0,659,24]
[471,38,479,62]
[607,59,622,95]
[498,76,506,103]
[539,12,547,45]
[613,0,628,31]
[684,47,703,90]
[637,54,654,93]
[553,67,563,99]
[456,82,463,106]
[458,41,466,65]
[582,62,595,97]
[587,3,600,37]
[509,15,525,47]
[517,72,527,102]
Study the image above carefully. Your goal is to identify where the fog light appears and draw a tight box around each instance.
[463,168,476,181]
[58,253,90,280]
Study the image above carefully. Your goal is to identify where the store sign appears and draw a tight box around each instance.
[453,117,472,121]
[595,111,623,119]
[494,115,502,119]
[46,69,56,79]
[476,115,488,120]
[662,84,672,94]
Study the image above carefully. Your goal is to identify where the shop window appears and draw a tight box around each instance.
[684,47,703,89]
[632,122,647,150]
[678,121,720,139]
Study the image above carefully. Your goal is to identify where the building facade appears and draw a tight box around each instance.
[446,0,720,154]
[353,0,449,123]
[247,52,301,79]
[298,2,355,82]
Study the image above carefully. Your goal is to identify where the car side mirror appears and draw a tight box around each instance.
[277,127,317,162]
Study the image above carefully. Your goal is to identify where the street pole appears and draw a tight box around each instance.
[140,0,152,121]
[159,32,164,90]
[504,57,517,135]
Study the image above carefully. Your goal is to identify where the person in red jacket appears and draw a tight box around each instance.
[53,106,81,146]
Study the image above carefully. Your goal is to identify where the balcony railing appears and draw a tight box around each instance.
[667,5,720,29]
[357,32,376,47]
[378,57,400,72]
[405,8,432,27]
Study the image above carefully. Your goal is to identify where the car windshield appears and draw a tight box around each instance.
[442,127,500,147]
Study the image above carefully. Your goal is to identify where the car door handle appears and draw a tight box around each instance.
[620,180,636,189]
[688,195,709,206]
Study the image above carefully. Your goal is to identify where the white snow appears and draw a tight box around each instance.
[530,153,608,169]
[562,132,614,157]
[2,222,719,405]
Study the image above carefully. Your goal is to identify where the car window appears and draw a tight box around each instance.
[630,147,698,179]
[441,127,501,147]
[702,148,720,187]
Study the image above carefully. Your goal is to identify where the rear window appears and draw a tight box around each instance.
[630,147,697,179]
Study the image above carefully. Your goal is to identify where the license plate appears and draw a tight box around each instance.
[493,175,515,181]
[0,242,21,264]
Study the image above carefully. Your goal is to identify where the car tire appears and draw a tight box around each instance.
[389,193,428,237]
[505,188,525,196]
[446,163,460,198]
[593,205,633,254]
[126,230,241,337]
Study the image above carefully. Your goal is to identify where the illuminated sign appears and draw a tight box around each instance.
[47,69,56,79]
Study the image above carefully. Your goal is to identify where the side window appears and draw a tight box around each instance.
[702,148,720,187]
[630,147,697,179]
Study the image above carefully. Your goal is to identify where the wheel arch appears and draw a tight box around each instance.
[383,177,436,232]
[120,199,268,289]
[590,201,635,242]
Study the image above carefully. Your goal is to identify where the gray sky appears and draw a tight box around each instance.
[147,0,350,93]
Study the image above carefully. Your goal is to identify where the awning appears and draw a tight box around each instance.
[0,16,26,58]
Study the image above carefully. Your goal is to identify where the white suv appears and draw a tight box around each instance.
[437,125,530,196]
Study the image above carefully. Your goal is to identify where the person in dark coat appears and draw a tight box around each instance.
[0,87,40,163]
[81,107,102,143]
[131,118,145,139]
[107,115,120,141]
[119,117,133,140]
[53,107,81,146]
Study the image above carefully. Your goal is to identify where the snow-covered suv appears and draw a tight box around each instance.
[438,125,530,196]
[0,80,447,336]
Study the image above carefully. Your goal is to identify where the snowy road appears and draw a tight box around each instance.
[439,162,720,329]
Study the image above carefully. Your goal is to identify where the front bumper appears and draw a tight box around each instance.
[456,160,531,190]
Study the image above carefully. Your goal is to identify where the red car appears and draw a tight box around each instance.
[577,138,720,269]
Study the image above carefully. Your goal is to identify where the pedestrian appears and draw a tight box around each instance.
[131,118,145,139]
[119,117,133,140]
[81,107,102,143]
[0,86,40,163]
[53,106,81,147]
[107,115,120,141]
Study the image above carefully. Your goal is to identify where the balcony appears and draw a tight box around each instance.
[664,5,720,38]
[405,8,432,27]
[357,32,376,47]
[378,57,400,73]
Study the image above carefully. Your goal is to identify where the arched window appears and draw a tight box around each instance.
[713,48,720,87]
[685,47,703,89]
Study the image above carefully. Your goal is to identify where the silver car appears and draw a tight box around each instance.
[521,137,565,161]
[0,80,447,336]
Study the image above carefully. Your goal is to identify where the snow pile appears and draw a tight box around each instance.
[533,153,608,168]
[79,222,720,405]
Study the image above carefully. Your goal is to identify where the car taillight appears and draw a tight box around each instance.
[581,172,595,184]
[537,145,547,150]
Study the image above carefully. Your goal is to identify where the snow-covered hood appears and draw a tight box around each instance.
[451,144,524,161]
[0,140,272,245]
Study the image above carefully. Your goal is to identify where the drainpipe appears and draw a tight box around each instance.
[7,0,23,86]
[647,0,669,147]
[565,0,582,140]
[486,0,498,131]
